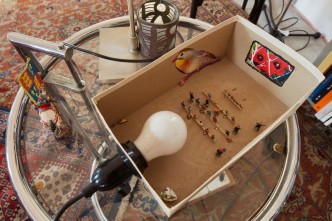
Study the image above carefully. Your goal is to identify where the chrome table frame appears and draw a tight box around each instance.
[6,16,299,221]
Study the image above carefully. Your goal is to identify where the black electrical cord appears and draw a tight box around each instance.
[62,42,155,63]
[288,29,311,51]
[52,141,148,221]
[262,0,285,30]
[53,192,84,221]
[262,0,315,52]
[62,30,185,63]
[279,17,298,30]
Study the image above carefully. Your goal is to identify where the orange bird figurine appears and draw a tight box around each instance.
[173,48,220,86]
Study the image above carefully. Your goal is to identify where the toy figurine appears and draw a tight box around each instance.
[173,48,220,86]
[118,119,128,124]
[215,148,226,157]
[255,122,266,131]
[160,187,177,202]
[225,130,230,137]
[204,99,210,108]
[18,58,69,139]
[35,87,69,139]
[223,110,229,118]
[215,149,222,157]
[195,98,200,105]
[36,101,69,139]
[233,126,241,134]
[203,128,209,135]
[189,91,194,103]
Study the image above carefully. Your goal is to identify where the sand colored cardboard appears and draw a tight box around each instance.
[92,16,324,216]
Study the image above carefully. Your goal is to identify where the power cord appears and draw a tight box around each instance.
[288,29,311,51]
[262,0,318,52]
[53,192,84,221]
[62,42,155,63]
[62,30,185,62]
[52,141,148,221]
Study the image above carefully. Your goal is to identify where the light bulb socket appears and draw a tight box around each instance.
[89,140,148,193]
[121,140,148,174]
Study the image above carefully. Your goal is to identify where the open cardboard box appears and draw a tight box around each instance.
[92,16,324,216]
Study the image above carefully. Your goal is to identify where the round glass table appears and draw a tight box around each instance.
[6,16,299,221]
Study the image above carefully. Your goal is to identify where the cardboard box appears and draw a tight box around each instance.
[92,16,324,216]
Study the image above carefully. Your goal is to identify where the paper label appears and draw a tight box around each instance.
[18,57,45,105]
[245,41,295,86]
[43,72,85,91]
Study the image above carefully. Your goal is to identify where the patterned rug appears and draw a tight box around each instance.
[1,0,331,221]
[0,0,246,220]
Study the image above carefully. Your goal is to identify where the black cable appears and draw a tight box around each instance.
[262,0,284,30]
[288,29,311,51]
[262,0,316,51]
[53,192,84,221]
[62,30,185,63]
[62,42,155,63]
[268,0,276,28]
[279,17,298,30]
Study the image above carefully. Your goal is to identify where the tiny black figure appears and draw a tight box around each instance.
[255,122,266,131]
[205,99,209,108]
[195,98,200,105]
[189,91,194,103]
[215,148,226,157]
[215,149,222,157]
[233,126,241,134]
[225,130,230,136]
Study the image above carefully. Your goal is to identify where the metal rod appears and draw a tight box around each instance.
[128,0,139,52]
[64,57,114,154]
[275,0,293,28]
[8,33,108,162]
[8,32,67,59]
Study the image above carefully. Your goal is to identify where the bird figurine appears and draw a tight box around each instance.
[172,48,220,86]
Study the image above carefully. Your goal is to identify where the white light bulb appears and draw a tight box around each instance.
[134,111,187,162]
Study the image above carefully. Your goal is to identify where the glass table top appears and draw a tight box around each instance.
[6,16,299,221]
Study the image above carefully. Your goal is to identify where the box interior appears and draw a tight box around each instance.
[93,16,323,214]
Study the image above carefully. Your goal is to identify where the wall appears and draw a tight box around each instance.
[294,0,332,41]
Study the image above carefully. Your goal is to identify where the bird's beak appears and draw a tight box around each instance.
[172,57,177,63]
